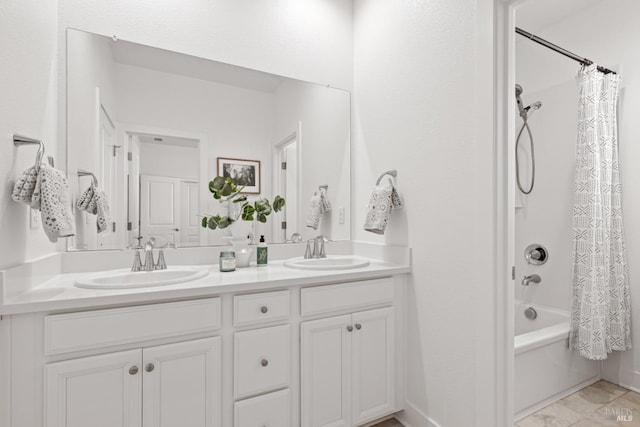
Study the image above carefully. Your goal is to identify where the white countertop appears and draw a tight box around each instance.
[0,258,410,315]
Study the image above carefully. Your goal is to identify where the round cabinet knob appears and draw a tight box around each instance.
[129,366,139,375]
[346,325,353,332]
[145,363,155,372]
[171,228,180,232]
[260,306,268,314]
[261,359,269,367]
[355,323,362,330]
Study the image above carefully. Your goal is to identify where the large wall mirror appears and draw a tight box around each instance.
[66,28,351,251]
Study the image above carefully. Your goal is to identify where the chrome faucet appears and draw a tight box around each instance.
[143,238,156,272]
[521,274,541,286]
[304,236,328,259]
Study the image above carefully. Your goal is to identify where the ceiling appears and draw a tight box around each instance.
[516,0,604,33]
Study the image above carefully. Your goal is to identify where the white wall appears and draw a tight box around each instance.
[0,1,59,270]
[515,0,640,394]
[139,143,199,180]
[67,29,119,251]
[273,79,351,242]
[353,1,497,426]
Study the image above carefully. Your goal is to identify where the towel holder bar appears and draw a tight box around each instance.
[13,134,46,171]
[376,169,398,185]
[77,169,99,187]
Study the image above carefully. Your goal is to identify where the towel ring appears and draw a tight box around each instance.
[77,169,99,187]
[376,169,397,185]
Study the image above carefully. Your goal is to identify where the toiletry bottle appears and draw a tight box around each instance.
[257,235,268,267]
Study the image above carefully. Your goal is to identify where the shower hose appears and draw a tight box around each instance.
[516,116,535,194]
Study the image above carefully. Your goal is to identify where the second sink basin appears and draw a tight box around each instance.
[75,266,209,290]
[284,256,370,271]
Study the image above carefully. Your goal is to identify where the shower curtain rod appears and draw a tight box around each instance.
[516,27,616,75]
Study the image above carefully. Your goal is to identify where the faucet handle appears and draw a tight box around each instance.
[131,251,142,272]
[304,240,312,259]
[155,250,167,270]
[318,238,326,258]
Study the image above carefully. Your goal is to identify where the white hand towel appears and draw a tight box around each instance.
[11,165,40,209]
[319,191,331,213]
[364,183,403,235]
[37,164,75,242]
[306,192,322,230]
[76,183,111,234]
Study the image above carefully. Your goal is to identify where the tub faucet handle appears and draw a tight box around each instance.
[521,274,541,286]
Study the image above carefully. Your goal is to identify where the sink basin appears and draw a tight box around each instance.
[75,266,209,289]
[283,256,370,271]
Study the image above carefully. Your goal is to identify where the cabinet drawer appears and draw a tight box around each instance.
[44,298,221,355]
[300,278,394,317]
[234,389,290,427]
[233,290,289,327]
[234,324,290,399]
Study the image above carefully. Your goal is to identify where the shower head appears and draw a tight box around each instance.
[515,84,525,116]
[524,101,542,118]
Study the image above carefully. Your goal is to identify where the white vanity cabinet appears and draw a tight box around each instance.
[2,272,406,427]
[300,280,397,427]
[41,298,223,427]
[45,337,221,427]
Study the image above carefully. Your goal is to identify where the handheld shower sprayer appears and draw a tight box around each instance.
[515,84,542,194]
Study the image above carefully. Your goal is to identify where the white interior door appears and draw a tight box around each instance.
[274,135,299,242]
[301,314,352,427]
[140,175,181,244]
[45,350,142,427]
[142,337,221,427]
[180,181,200,246]
[98,104,119,248]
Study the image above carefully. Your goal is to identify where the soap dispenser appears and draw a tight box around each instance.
[257,235,268,267]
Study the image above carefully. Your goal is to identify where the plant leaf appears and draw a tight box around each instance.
[241,205,255,221]
[257,213,267,223]
[233,195,247,203]
[273,195,285,212]
[201,217,208,228]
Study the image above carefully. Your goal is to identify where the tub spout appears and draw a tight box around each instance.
[521,274,541,286]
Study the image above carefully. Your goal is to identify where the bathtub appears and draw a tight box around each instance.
[514,303,599,420]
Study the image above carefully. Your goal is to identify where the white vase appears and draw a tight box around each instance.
[222,235,254,268]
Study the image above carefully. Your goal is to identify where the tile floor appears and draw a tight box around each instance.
[370,418,403,427]
[517,380,640,426]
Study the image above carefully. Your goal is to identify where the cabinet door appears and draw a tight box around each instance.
[301,314,352,427]
[45,349,142,427]
[351,307,396,425]
[142,337,221,427]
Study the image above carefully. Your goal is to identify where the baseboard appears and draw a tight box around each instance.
[618,370,640,394]
[395,400,442,427]
[514,375,600,421]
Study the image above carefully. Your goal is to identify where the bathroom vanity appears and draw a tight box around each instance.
[0,245,409,427]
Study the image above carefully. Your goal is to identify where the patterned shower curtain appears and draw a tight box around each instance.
[569,64,632,360]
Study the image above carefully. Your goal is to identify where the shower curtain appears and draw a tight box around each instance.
[569,64,632,360]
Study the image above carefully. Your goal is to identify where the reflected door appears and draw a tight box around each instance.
[140,175,181,244]
[180,181,200,246]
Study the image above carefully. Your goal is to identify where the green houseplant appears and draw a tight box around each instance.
[201,176,285,232]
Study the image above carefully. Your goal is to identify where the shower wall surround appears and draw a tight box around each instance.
[516,0,640,393]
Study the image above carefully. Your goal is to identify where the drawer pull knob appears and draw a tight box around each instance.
[355,323,362,330]
[129,366,139,375]
[260,306,269,314]
[145,363,155,372]
[261,359,269,367]
[346,325,353,332]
